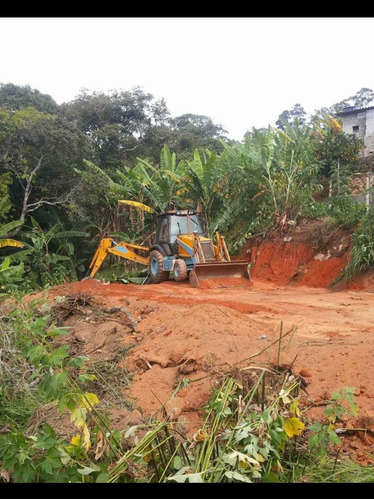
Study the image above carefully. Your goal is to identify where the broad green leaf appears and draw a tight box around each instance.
[50,372,68,391]
[261,410,272,424]
[0,256,10,270]
[77,465,101,476]
[173,456,182,470]
[223,450,260,468]
[308,434,319,450]
[0,219,24,238]
[69,355,89,368]
[234,424,253,442]
[40,455,61,474]
[262,471,280,483]
[308,421,322,433]
[50,345,69,364]
[58,448,71,465]
[79,373,97,383]
[96,471,109,483]
[27,345,45,363]
[19,452,28,465]
[168,471,204,483]
[328,430,342,446]
[225,470,252,483]
[34,428,57,450]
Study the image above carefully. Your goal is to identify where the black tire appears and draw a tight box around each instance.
[173,259,188,282]
[149,250,169,283]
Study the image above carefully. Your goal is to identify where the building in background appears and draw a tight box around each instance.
[337,105,374,157]
[338,106,374,210]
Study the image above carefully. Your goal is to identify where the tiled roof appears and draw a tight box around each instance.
[337,105,374,115]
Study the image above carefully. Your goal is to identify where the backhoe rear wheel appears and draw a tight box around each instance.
[173,259,188,282]
[149,250,169,284]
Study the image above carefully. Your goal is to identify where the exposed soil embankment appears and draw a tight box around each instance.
[237,219,353,288]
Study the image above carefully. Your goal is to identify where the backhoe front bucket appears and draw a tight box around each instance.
[189,260,251,288]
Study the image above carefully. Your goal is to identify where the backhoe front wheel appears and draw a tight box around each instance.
[149,250,169,284]
[173,259,188,282]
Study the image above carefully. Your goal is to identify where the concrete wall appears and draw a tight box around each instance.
[365,109,374,154]
[341,108,374,156]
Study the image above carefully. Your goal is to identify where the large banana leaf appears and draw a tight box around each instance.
[0,220,24,238]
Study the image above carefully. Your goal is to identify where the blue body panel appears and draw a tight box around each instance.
[114,245,129,254]
[162,255,196,272]
[162,258,175,271]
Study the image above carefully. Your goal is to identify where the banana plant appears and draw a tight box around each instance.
[131,144,188,211]
[209,133,270,245]
[0,220,25,292]
[102,145,188,244]
[272,121,321,222]
[13,217,88,287]
[0,257,25,293]
[184,148,222,234]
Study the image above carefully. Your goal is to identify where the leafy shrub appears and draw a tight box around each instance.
[327,195,366,227]
[337,208,374,282]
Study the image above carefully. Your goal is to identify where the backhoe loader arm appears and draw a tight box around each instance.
[88,238,150,278]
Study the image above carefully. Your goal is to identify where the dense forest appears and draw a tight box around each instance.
[1,83,373,292]
[2,83,374,484]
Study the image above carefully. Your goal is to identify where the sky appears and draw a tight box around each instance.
[1,17,373,141]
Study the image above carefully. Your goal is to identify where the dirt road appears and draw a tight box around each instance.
[46,273,374,464]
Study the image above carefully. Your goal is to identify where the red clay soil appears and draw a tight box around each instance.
[23,224,374,466]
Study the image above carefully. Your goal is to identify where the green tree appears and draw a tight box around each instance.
[74,145,187,249]
[217,122,320,241]
[0,107,89,233]
[330,87,374,114]
[168,113,229,158]
[0,83,60,115]
[62,86,170,172]
[350,87,374,108]
[276,103,307,130]
[312,112,364,180]
[0,172,13,222]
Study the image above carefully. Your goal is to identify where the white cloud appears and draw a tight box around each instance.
[1,17,373,140]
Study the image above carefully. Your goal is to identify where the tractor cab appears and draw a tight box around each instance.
[155,210,204,251]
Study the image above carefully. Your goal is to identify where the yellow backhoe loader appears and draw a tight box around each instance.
[88,209,251,288]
